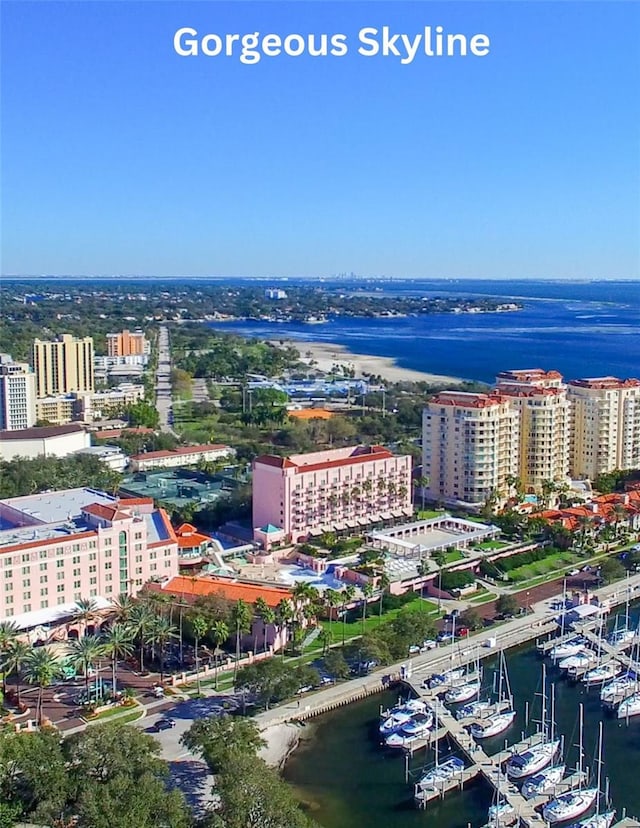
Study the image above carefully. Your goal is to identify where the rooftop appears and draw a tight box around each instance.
[568,376,640,390]
[0,423,87,441]
[130,443,232,461]
[157,574,293,608]
[0,487,118,526]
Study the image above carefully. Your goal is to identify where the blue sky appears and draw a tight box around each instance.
[2,1,639,279]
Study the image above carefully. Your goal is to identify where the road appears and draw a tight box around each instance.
[155,325,174,433]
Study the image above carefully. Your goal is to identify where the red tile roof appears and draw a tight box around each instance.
[157,575,293,608]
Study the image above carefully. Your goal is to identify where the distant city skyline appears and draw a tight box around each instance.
[2,1,639,280]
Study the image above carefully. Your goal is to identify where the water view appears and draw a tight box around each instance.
[285,630,640,828]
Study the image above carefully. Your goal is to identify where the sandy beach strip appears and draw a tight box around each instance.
[282,340,463,385]
[259,721,303,768]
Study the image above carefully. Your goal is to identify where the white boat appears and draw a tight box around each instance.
[582,663,619,687]
[471,650,516,740]
[607,628,635,648]
[565,813,616,828]
[521,764,566,799]
[385,712,434,748]
[543,788,599,823]
[487,802,516,825]
[506,738,560,779]
[455,700,492,720]
[558,651,596,671]
[617,692,640,719]
[379,699,427,736]
[601,673,635,704]
[426,667,465,689]
[414,756,465,798]
[470,709,516,740]
[445,679,481,704]
[550,637,586,661]
[544,711,604,824]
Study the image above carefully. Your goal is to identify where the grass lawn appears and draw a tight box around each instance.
[86,703,144,724]
[468,591,497,605]
[443,549,465,564]
[477,540,509,551]
[417,510,442,520]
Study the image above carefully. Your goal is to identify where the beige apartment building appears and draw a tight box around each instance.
[568,377,640,479]
[106,329,148,357]
[32,334,95,397]
[422,392,520,506]
[496,370,570,491]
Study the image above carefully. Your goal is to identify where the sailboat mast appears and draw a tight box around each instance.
[541,662,547,738]
[550,680,556,743]
[578,703,584,785]
[595,720,603,816]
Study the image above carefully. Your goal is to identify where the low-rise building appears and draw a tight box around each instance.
[34,383,146,425]
[150,574,294,652]
[129,443,235,472]
[0,424,91,461]
[252,444,413,544]
[72,445,129,472]
[0,489,179,630]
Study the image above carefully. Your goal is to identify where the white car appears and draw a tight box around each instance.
[568,569,580,576]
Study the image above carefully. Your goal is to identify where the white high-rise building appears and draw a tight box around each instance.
[0,354,36,431]
[568,377,640,478]
[422,392,520,506]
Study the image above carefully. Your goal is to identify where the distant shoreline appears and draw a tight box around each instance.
[277,339,466,385]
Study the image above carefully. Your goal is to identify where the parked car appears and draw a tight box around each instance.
[568,569,580,576]
[153,718,176,731]
[421,639,437,651]
[436,631,454,644]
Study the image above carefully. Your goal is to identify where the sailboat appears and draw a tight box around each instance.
[543,706,599,823]
[582,662,620,688]
[549,635,587,662]
[470,651,516,740]
[563,721,615,828]
[485,769,517,827]
[521,763,566,799]
[506,663,560,780]
[445,654,483,704]
[385,710,435,748]
[607,575,635,649]
[455,699,492,720]
[414,700,465,805]
[379,698,428,737]
[616,690,640,720]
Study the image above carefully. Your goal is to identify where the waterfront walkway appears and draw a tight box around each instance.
[255,572,640,731]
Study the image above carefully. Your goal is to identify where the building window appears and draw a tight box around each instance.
[39,563,48,572]
[39,575,47,584]
[39,550,48,560]
[56,560,64,568]
[105,573,112,582]
[90,577,97,585]
[89,552,97,561]
[4,583,12,592]
[72,556,80,564]
[21,566,29,576]
[57,584,65,593]
[89,565,97,573]
[22,579,30,588]
[21,554,30,563]
[73,580,81,589]
[40,588,48,596]
[57,571,64,581]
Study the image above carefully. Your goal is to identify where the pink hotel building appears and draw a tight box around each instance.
[252,445,413,544]
[0,489,179,632]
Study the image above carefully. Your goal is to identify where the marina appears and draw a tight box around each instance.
[283,575,640,828]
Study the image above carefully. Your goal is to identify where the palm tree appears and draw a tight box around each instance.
[73,597,100,635]
[253,597,269,654]
[378,573,390,618]
[151,616,178,682]
[24,647,62,725]
[209,619,229,689]
[127,603,155,673]
[341,585,356,644]
[291,582,316,654]
[191,615,208,695]
[319,626,332,655]
[105,592,136,626]
[417,558,430,600]
[230,600,252,677]
[67,636,106,696]
[101,623,134,695]
[4,640,30,705]
[0,621,19,695]
[360,583,374,634]
[323,588,340,644]
[275,598,294,658]
[260,606,276,654]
